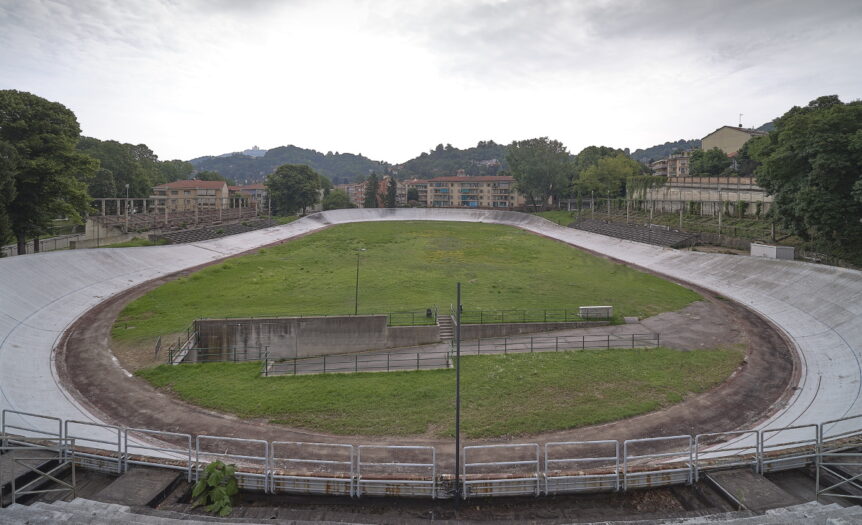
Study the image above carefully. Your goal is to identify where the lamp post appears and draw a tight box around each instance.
[354,248,366,315]
[454,282,462,506]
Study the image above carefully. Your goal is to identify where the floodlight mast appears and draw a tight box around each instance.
[454,282,462,505]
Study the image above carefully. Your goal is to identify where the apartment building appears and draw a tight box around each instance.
[151,180,230,212]
[426,176,524,208]
[702,126,767,155]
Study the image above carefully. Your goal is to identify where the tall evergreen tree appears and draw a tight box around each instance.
[363,173,379,208]
[385,177,397,208]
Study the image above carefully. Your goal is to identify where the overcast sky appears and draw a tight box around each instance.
[2,0,861,163]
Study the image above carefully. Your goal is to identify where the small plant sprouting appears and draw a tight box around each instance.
[191,460,239,517]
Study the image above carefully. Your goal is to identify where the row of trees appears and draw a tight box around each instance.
[0,90,225,253]
[505,139,647,208]
[746,95,862,260]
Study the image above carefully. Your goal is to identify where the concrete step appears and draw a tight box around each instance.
[93,466,182,507]
[706,468,802,513]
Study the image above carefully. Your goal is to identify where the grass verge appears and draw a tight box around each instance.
[137,347,742,438]
[114,221,700,344]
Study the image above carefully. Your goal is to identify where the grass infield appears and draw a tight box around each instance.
[138,347,743,438]
[113,221,700,343]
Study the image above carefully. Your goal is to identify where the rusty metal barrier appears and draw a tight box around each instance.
[623,435,693,490]
[693,430,759,481]
[356,445,436,498]
[759,424,818,473]
[462,443,541,498]
[545,440,620,494]
[124,428,194,481]
[270,441,354,497]
[196,435,269,492]
[65,420,123,474]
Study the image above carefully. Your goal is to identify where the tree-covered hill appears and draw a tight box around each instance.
[190,145,388,185]
[629,139,701,164]
[394,141,509,179]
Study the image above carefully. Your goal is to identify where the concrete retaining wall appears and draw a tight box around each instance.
[196,316,440,359]
[458,321,609,340]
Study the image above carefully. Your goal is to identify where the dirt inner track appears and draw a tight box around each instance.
[56,246,798,468]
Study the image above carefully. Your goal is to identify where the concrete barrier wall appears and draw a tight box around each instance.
[196,316,440,359]
[458,321,609,340]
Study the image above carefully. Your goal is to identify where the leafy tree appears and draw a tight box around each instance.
[318,174,333,196]
[385,177,397,208]
[751,95,862,256]
[578,154,644,196]
[0,90,95,254]
[0,140,17,246]
[363,172,380,208]
[505,137,572,209]
[196,170,236,186]
[407,187,419,202]
[265,164,322,215]
[322,189,354,210]
[157,159,194,183]
[571,146,635,195]
[689,148,732,176]
[77,137,158,197]
[89,168,117,199]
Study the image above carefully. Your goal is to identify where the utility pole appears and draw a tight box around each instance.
[454,282,462,506]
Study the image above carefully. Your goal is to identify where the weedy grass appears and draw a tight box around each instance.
[114,221,700,343]
[138,346,742,438]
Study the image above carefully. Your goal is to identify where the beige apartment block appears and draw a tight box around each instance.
[151,180,230,212]
[702,126,767,155]
[427,176,525,208]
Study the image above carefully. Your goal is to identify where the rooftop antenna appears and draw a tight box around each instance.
[739,113,744,127]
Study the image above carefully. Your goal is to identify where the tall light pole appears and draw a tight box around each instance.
[454,282,462,505]
[354,248,366,315]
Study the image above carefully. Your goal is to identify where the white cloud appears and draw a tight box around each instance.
[1,0,861,163]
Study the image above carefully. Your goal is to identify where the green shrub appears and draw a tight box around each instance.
[191,461,238,517]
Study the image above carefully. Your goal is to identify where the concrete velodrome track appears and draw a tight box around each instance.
[1,208,861,452]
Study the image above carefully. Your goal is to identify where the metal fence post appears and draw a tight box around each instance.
[477,339,481,354]
[504,339,507,354]
[632,334,635,348]
[531,337,534,352]
[416,353,420,370]
[323,355,327,373]
[555,337,559,352]
[355,354,358,372]
[387,353,390,371]
[607,335,610,349]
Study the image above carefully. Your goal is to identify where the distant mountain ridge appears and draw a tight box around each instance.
[394,141,508,179]
[190,145,388,185]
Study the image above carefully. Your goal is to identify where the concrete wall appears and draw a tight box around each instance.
[196,316,440,359]
[458,321,608,340]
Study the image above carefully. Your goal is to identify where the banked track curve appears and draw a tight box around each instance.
[1,208,861,452]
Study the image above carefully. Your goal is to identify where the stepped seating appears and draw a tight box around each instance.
[1,498,861,524]
[573,218,697,248]
[156,219,278,245]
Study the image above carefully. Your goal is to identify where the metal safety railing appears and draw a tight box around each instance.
[3,408,862,502]
[262,333,660,376]
[271,441,354,496]
[357,445,436,498]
